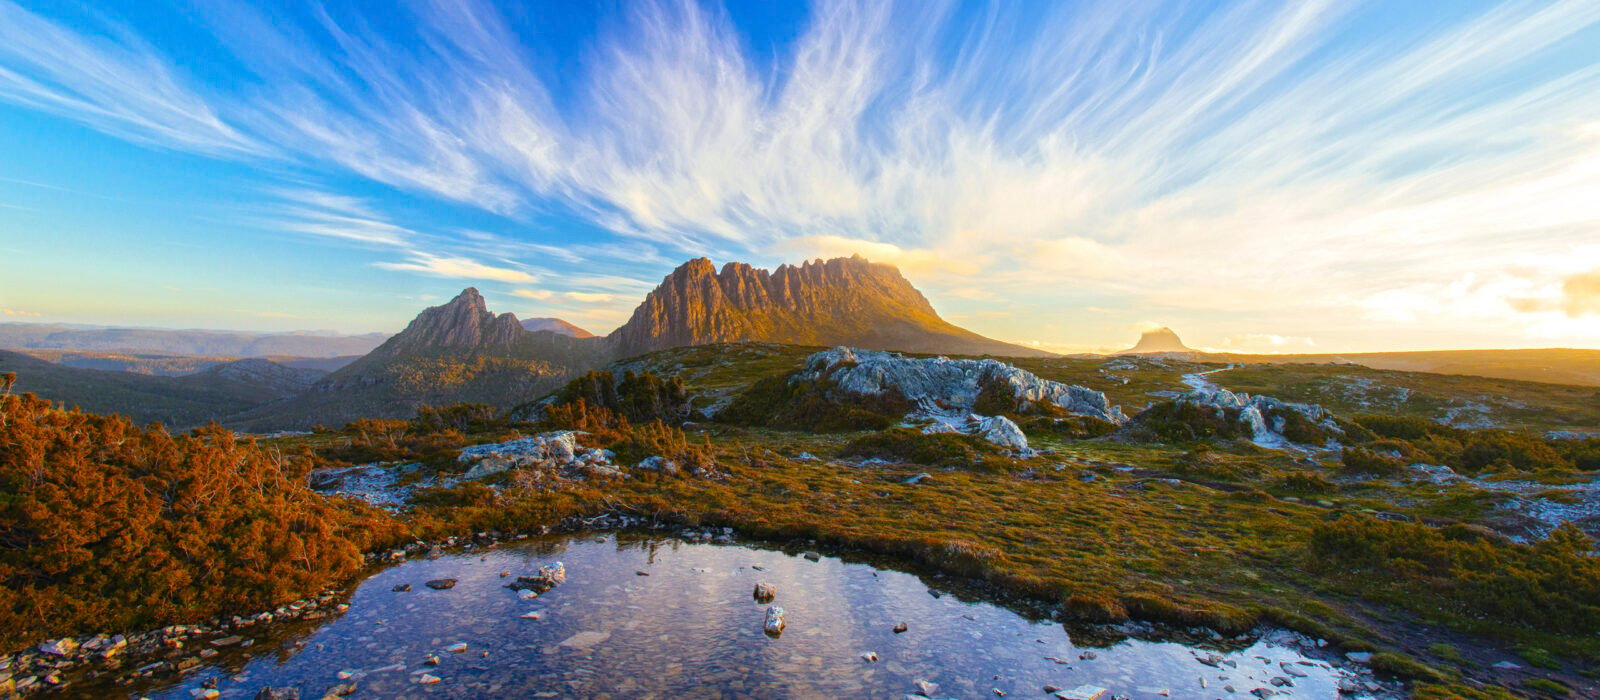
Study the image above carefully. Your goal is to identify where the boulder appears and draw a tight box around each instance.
[753,582,777,603]
[425,579,457,590]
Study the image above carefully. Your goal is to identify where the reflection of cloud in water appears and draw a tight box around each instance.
[123,535,1396,699]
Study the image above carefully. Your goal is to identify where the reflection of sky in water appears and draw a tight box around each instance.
[127,535,1385,699]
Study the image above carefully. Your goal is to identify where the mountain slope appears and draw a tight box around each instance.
[233,289,607,429]
[608,256,1049,358]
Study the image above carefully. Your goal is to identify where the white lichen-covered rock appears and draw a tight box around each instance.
[635,456,680,475]
[1175,387,1341,448]
[455,432,620,481]
[797,347,1126,424]
[922,414,1032,452]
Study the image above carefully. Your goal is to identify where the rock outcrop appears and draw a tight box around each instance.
[608,256,1049,358]
[798,347,1126,424]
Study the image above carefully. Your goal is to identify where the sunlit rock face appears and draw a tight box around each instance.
[798,346,1127,424]
[607,256,1051,358]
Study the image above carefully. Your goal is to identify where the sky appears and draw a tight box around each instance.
[0,0,1598,354]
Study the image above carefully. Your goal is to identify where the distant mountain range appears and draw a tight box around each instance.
[0,323,385,357]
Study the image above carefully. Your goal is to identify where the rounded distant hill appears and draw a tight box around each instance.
[1119,327,1192,354]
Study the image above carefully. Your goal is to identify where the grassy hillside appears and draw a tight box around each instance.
[1215,348,1600,388]
[1212,362,1600,433]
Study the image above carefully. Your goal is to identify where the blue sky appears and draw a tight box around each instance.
[1,0,1598,352]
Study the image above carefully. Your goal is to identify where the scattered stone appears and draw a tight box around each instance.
[325,681,357,696]
[37,639,78,657]
[636,570,650,576]
[893,622,908,634]
[861,651,879,662]
[254,688,299,700]
[425,579,457,590]
[191,689,220,700]
[210,635,244,647]
[424,654,441,666]
[417,674,441,685]
[802,551,821,562]
[913,679,940,696]
[519,611,544,620]
[1345,651,1372,664]
[753,582,777,603]
[1491,661,1522,669]
[445,643,468,654]
[518,589,539,601]
[903,473,932,484]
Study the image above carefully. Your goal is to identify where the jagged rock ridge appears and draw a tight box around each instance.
[608,256,1049,358]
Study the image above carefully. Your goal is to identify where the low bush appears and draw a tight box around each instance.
[550,371,689,425]
[1308,515,1600,635]
[1125,401,1252,443]
[842,428,1012,471]
[0,392,404,653]
[1340,446,1408,475]
[719,374,911,432]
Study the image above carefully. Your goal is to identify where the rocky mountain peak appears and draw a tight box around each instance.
[607,256,1049,358]
[362,288,526,361]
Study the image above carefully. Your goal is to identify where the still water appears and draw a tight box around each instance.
[127,534,1389,699]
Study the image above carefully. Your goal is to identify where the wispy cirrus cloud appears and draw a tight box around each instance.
[2,0,1598,347]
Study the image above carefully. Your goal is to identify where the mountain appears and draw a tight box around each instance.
[1119,327,1192,354]
[0,350,325,428]
[235,256,1048,429]
[608,256,1049,358]
[0,322,386,357]
[232,289,606,430]
[521,317,595,338]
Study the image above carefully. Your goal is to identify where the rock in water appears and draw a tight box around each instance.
[424,579,457,590]
[753,582,777,603]
[1054,686,1108,700]
[763,606,786,637]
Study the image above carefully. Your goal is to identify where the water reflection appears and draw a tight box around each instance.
[112,534,1390,699]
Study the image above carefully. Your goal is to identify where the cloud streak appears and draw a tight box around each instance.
[1,0,1598,347]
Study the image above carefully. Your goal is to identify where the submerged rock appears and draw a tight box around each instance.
[763,606,786,637]
[424,579,457,590]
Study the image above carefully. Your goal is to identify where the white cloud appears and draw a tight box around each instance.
[373,253,534,283]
